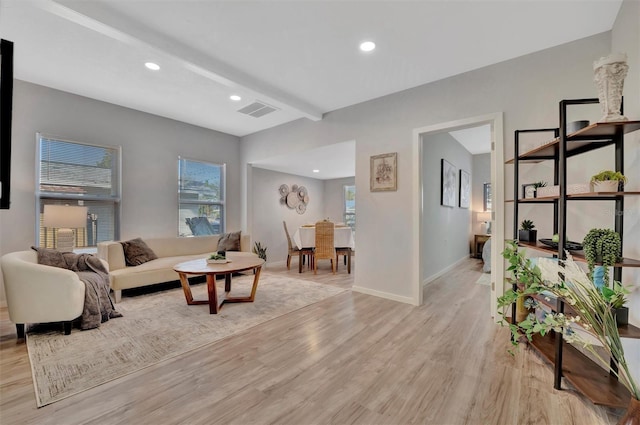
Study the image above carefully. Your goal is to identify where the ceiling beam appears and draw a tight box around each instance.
[41,0,324,121]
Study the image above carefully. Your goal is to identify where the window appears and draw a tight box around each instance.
[37,134,121,248]
[483,182,492,211]
[344,184,355,231]
[178,158,225,237]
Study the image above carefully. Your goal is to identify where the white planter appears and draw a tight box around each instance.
[592,180,620,193]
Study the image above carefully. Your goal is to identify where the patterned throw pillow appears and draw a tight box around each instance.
[121,238,158,266]
[217,231,241,252]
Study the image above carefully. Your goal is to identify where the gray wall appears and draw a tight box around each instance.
[250,167,325,265]
[0,81,242,302]
[421,133,472,281]
[242,31,615,302]
[249,168,355,267]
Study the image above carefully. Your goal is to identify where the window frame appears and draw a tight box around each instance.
[35,133,122,248]
[178,156,226,237]
[343,184,356,231]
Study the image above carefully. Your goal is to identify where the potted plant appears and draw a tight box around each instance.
[533,181,547,198]
[252,241,267,262]
[518,219,537,243]
[590,170,627,192]
[497,242,639,421]
[582,228,621,287]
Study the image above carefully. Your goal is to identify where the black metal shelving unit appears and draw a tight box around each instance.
[507,97,640,408]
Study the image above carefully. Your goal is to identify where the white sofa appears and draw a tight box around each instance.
[0,250,94,337]
[97,234,254,302]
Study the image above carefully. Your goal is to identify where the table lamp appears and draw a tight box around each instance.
[43,205,88,252]
[477,211,492,235]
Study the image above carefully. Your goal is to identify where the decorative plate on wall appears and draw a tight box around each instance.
[279,184,310,214]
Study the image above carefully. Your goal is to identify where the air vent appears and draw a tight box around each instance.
[237,100,279,118]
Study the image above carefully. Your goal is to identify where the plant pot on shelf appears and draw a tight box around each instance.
[615,306,629,326]
[592,180,620,193]
[518,229,537,243]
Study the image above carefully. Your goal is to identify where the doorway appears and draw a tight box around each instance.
[412,113,504,318]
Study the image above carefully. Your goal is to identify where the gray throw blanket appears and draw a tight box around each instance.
[32,247,122,330]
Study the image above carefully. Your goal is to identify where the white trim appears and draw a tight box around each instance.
[422,254,469,287]
[412,112,505,318]
[352,285,415,305]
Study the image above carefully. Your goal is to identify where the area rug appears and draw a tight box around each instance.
[475,273,491,286]
[26,273,347,407]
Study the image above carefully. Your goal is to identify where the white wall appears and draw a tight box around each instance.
[241,32,615,303]
[472,153,491,235]
[421,132,472,281]
[250,167,325,265]
[0,81,242,303]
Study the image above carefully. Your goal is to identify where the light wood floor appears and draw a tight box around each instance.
[0,258,624,424]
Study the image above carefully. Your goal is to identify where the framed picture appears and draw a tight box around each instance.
[370,152,397,191]
[522,183,537,199]
[441,159,456,207]
[459,169,470,208]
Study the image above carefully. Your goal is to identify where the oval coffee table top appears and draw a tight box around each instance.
[174,254,264,274]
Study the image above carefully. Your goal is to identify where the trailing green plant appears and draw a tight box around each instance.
[533,181,547,188]
[590,170,627,184]
[498,241,638,399]
[520,219,535,231]
[252,241,267,261]
[582,228,621,287]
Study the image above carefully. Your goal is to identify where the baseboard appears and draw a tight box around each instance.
[422,254,469,288]
[351,285,414,305]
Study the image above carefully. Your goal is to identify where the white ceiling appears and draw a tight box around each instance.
[0,0,623,178]
[449,125,492,155]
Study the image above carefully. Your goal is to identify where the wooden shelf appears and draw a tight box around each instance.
[517,241,640,267]
[529,293,640,339]
[528,333,632,408]
[506,192,640,202]
[505,121,640,164]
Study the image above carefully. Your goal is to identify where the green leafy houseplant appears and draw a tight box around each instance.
[582,228,621,287]
[590,170,627,184]
[518,219,537,243]
[533,181,547,188]
[252,241,267,261]
[497,241,638,400]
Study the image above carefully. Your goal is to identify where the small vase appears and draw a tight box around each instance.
[593,53,629,123]
[618,397,640,425]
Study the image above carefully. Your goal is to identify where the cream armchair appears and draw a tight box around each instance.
[1,251,86,338]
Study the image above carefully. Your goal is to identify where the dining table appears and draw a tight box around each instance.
[293,224,355,250]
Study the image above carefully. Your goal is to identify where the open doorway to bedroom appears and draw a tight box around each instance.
[412,113,504,318]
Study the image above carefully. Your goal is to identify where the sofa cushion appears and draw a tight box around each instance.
[121,238,158,266]
[217,231,241,251]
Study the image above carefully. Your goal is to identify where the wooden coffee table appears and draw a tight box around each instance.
[173,254,265,314]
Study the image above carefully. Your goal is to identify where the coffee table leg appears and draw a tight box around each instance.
[223,266,262,304]
[225,274,231,292]
[207,274,220,314]
[179,272,194,304]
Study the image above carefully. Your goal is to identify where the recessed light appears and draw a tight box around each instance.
[359,41,376,52]
[313,169,320,173]
[230,95,242,101]
[145,62,160,71]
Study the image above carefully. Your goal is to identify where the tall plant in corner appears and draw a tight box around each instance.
[497,241,638,403]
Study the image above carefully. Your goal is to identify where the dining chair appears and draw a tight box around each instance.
[314,220,335,274]
[336,247,352,274]
[283,221,313,273]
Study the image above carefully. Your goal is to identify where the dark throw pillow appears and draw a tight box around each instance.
[217,231,241,252]
[121,238,158,266]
